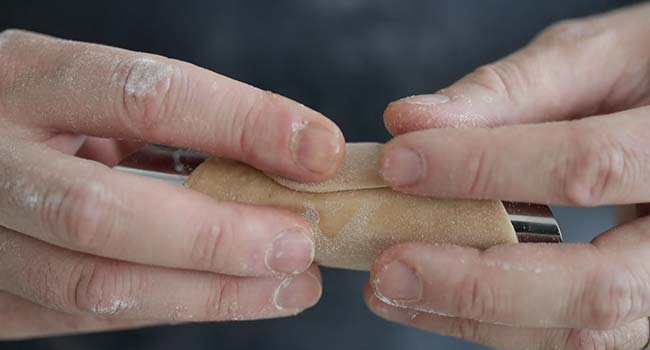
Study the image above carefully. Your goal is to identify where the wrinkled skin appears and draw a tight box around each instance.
[367,3,650,349]
[0,30,345,339]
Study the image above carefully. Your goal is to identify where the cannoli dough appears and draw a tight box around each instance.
[186,143,517,271]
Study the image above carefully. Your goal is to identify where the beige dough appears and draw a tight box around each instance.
[268,143,386,192]
[185,143,517,271]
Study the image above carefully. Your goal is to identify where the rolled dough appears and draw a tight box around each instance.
[185,143,517,271]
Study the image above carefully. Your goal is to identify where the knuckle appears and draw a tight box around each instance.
[0,28,20,39]
[42,179,116,253]
[0,29,24,99]
[537,18,613,58]
[114,56,180,140]
[541,19,589,40]
[454,273,496,321]
[0,29,29,50]
[228,91,271,162]
[189,222,230,272]
[449,318,482,343]
[557,123,626,207]
[71,259,136,315]
[579,270,633,330]
[465,145,493,198]
[0,29,46,73]
[20,251,66,309]
[566,328,610,350]
[205,276,244,320]
[0,28,34,38]
[468,60,527,103]
[0,29,17,57]
[539,19,598,45]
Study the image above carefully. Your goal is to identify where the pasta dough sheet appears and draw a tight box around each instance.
[185,143,517,271]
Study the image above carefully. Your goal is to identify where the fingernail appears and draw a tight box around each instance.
[265,228,315,275]
[400,94,450,105]
[373,261,422,304]
[381,146,424,187]
[291,122,342,174]
[370,297,421,322]
[273,272,321,310]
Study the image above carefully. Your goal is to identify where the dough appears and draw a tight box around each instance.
[185,143,517,271]
[268,143,386,192]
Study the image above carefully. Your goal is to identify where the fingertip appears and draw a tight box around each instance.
[378,139,425,189]
[383,98,436,135]
[370,243,471,284]
[368,243,420,299]
[209,202,316,277]
[272,264,322,311]
[362,282,386,312]
[289,115,346,182]
[384,93,480,135]
[363,283,419,323]
[264,226,315,275]
[363,286,386,314]
[371,242,406,270]
[254,93,345,182]
[202,86,345,183]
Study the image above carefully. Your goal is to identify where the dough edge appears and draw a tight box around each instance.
[267,142,387,193]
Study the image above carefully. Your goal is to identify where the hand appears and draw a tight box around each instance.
[0,30,344,339]
[366,3,650,349]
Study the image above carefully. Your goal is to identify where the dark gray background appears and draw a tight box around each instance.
[0,1,639,349]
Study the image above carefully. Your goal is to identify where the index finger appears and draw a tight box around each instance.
[1,29,344,181]
[380,106,650,206]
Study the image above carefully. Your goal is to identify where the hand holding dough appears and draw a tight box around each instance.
[186,143,517,270]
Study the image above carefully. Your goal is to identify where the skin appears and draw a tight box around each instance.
[367,3,650,349]
[0,30,345,339]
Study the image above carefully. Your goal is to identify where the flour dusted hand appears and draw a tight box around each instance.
[366,4,650,349]
[0,30,344,339]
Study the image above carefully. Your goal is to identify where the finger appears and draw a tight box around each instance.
[1,29,344,180]
[384,3,650,134]
[380,106,650,206]
[0,142,316,277]
[365,290,650,350]
[75,137,144,166]
[44,134,143,166]
[369,216,650,329]
[45,134,87,155]
[0,227,322,321]
[0,292,155,340]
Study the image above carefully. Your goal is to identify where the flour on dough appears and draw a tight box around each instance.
[268,142,386,193]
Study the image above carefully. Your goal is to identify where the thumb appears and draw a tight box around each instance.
[384,5,650,135]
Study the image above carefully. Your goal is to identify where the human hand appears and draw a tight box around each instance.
[0,30,344,339]
[366,3,650,349]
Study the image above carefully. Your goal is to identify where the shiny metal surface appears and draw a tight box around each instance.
[113,145,206,186]
[503,202,562,243]
[115,145,562,243]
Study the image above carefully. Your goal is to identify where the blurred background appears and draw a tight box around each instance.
[0,0,641,349]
